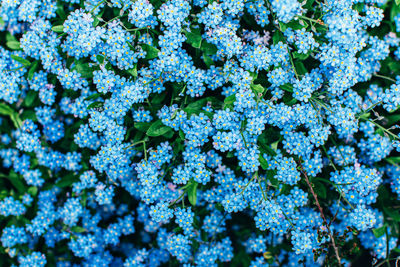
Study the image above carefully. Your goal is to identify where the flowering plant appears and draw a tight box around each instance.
[1,0,400,266]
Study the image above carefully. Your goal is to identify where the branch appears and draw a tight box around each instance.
[299,162,342,266]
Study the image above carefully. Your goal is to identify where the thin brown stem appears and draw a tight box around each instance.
[299,162,342,266]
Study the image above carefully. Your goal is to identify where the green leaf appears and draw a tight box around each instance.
[172,227,182,233]
[391,4,400,21]
[6,33,17,42]
[86,101,103,110]
[152,93,167,104]
[200,42,217,55]
[6,41,21,50]
[163,129,175,139]
[0,103,22,128]
[396,0,400,5]
[134,122,151,132]
[294,61,308,76]
[251,84,265,94]
[127,65,137,78]
[140,44,160,60]
[70,226,87,233]
[9,175,25,194]
[293,52,309,60]
[179,130,185,140]
[73,62,93,78]
[184,108,213,118]
[0,172,25,194]
[51,25,64,33]
[0,103,15,116]
[386,157,400,163]
[184,30,202,48]
[21,110,37,121]
[203,54,214,67]
[146,120,173,137]
[10,55,31,67]
[185,98,208,110]
[56,3,66,19]
[383,207,400,222]
[285,98,297,106]
[304,0,315,9]
[93,16,100,27]
[96,55,105,64]
[27,61,39,80]
[312,181,327,199]
[259,155,269,170]
[372,225,387,238]
[272,31,284,45]
[188,182,198,206]
[27,186,38,197]
[271,138,281,151]
[387,114,400,126]
[224,94,236,108]
[84,93,101,101]
[56,173,78,188]
[280,84,293,92]
[23,91,37,107]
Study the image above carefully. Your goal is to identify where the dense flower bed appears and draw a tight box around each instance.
[1,0,400,266]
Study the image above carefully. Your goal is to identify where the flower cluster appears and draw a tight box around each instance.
[1,0,400,266]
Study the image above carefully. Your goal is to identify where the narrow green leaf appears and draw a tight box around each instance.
[147,120,173,137]
[140,44,160,60]
[188,182,198,206]
[179,130,185,140]
[271,137,282,151]
[73,62,93,78]
[56,173,78,188]
[224,94,236,105]
[312,181,327,199]
[23,91,37,107]
[293,51,310,60]
[163,129,175,139]
[56,3,66,19]
[27,61,39,80]
[134,122,151,132]
[184,30,202,48]
[294,61,308,76]
[259,155,269,170]
[200,42,217,55]
[86,101,103,110]
[204,54,214,68]
[51,25,64,33]
[93,16,100,27]
[0,103,22,128]
[21,110,37,121]
[272,31,284,45]
[0,103,15,116]
[386,157,400,163]
[383,207,400,222]
[27,186,38,197]
[280,84,293,92]
[10,55,31,67]
[185,98,208,110]
[6,33,17,42]
[70,226,87,233]
[84,93,101,101]
[7,172,26,194]
[6,41,21,50]
[372,225,387,238]
[251,84,265,94]
[127,64,137,78]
